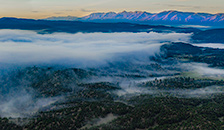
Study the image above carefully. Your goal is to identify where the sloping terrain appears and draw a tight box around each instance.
[0,43,224,130]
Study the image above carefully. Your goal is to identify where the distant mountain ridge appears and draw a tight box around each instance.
[0,17,200,34]
[44,10,224,26]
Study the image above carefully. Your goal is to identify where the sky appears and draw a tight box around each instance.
[0,0,224,18]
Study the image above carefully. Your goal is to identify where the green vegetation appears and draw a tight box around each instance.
[0,117,22,130]
[90,95,224,130]
[142,77,224,89]
[1,78,224,130]
[160,42,224,67]
[1,42,224,130]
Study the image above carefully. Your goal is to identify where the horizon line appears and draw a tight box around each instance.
[1,10,224,19]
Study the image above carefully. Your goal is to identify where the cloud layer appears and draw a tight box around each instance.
[0,30,191,68]
[0,30,192,118]
[193,43,224,49]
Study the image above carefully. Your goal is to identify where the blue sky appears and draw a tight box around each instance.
[0,0,223,18]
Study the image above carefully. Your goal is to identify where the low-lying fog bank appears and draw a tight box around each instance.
[0,30,191,67]
[1,30,224,119]
[115,85,224,98]
[192,43,224,49]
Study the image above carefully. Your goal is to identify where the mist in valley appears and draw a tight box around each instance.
[0,29,224,119]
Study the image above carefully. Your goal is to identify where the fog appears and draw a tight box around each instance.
[178,25,211,30]
[192,43,224,49]
[3,29,224,119]
[0,30,191,67]
[159,85,224,98]
[81,113,117,129]
[0,30,192,118]
[114,62,224,98]
[181,63,224,78]
[0,87,63,118]
[115,85,224,98]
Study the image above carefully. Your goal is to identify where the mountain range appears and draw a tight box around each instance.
[44,10,224,26]
[0,17,200,34]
